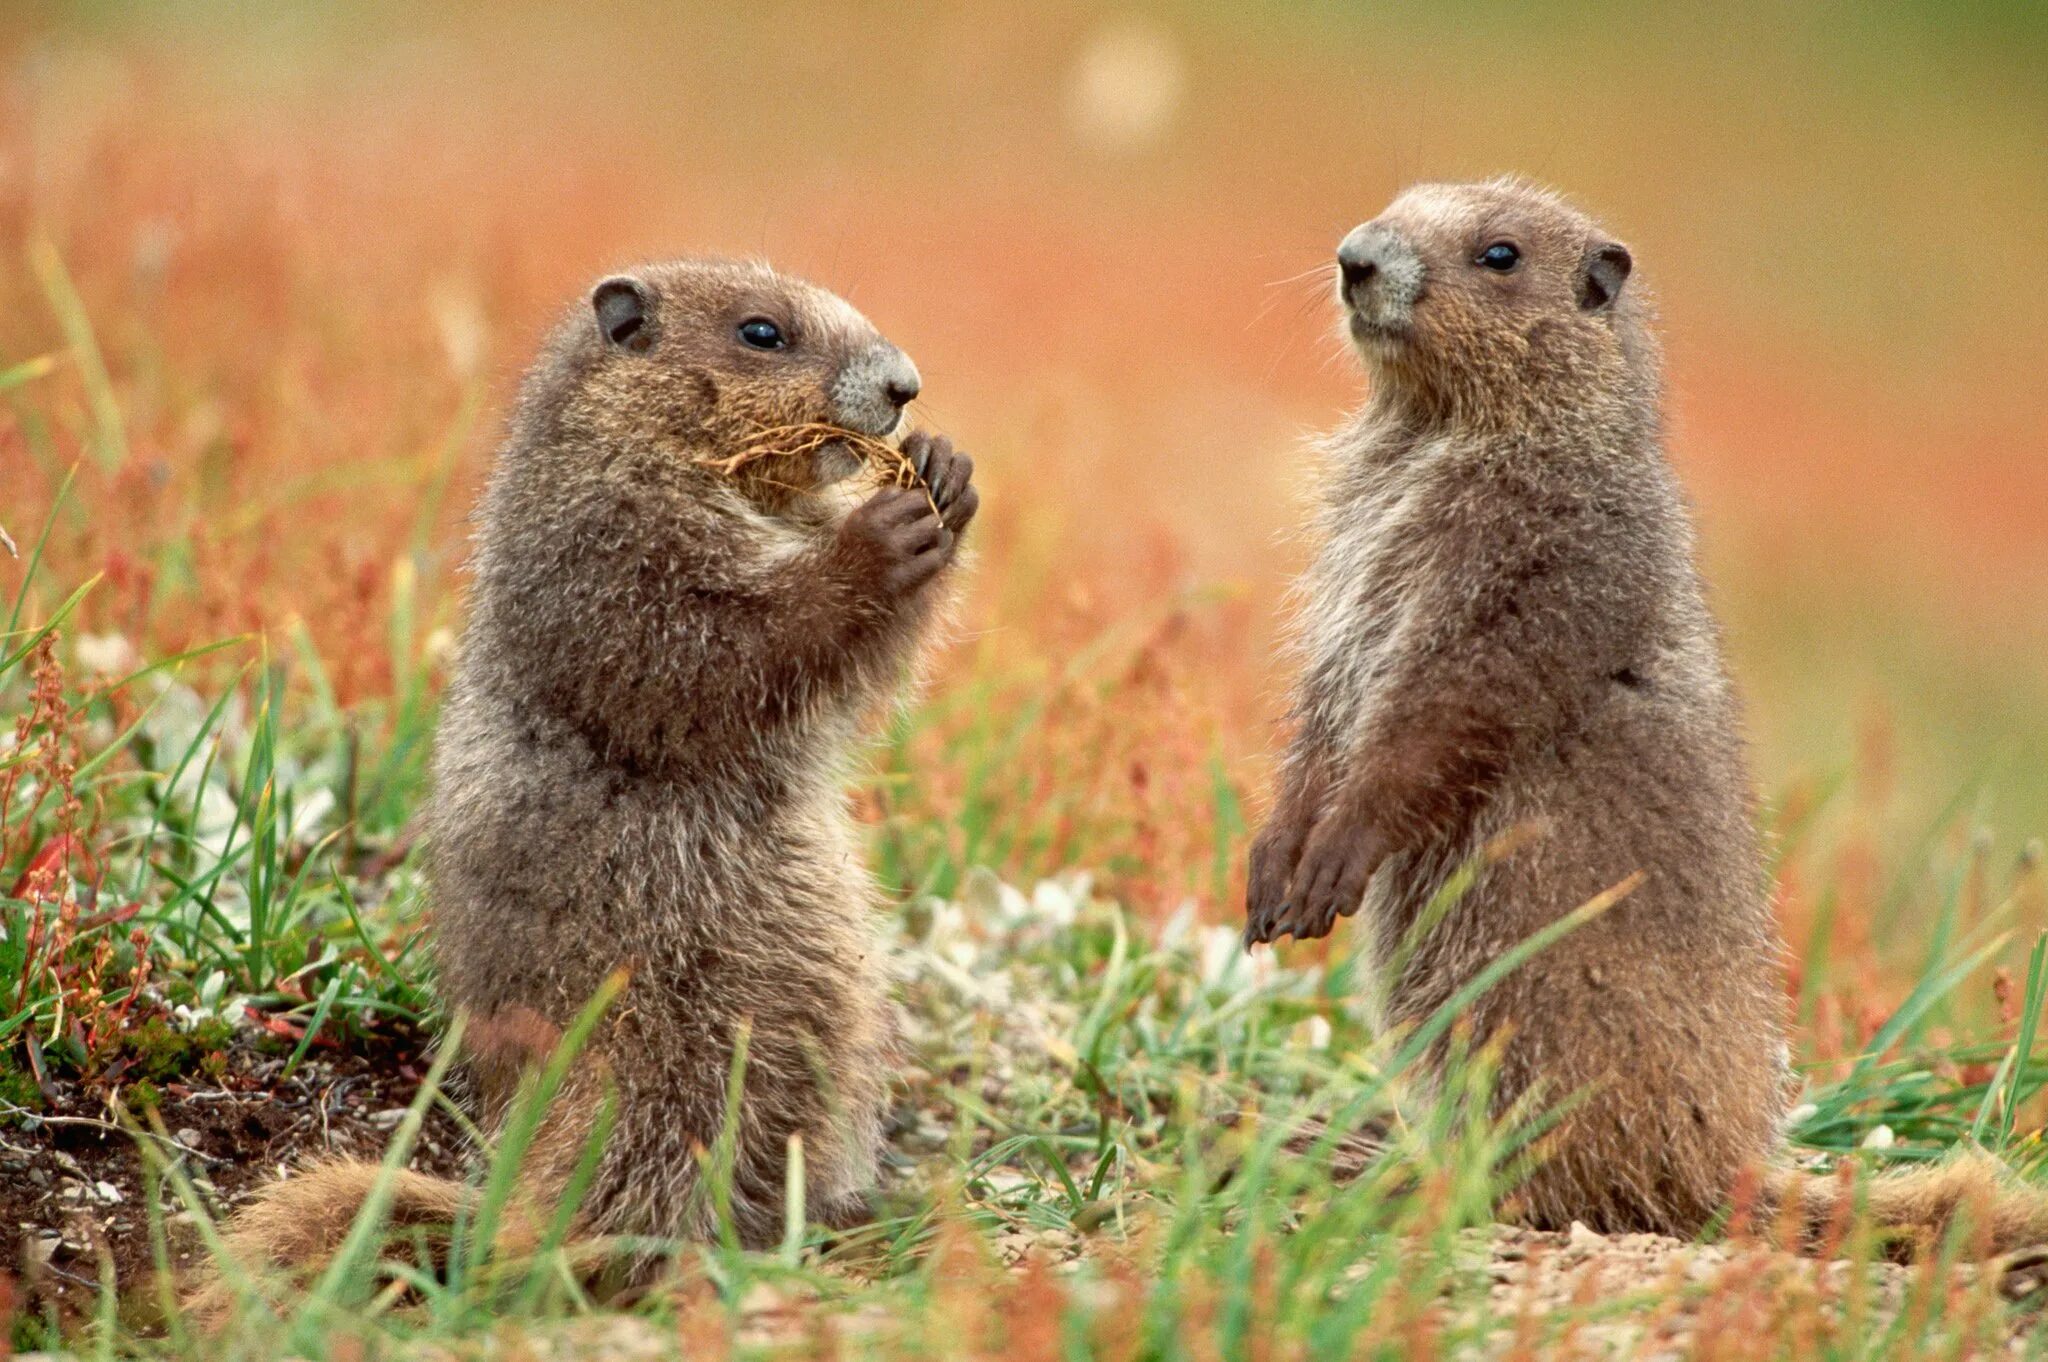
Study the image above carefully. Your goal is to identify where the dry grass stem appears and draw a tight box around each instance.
[698,423,941,517]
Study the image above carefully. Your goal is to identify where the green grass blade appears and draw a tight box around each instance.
[30,237,127,472]
[1,574,100,675]
[0,351,58,393]
[464,972,627,1274]
[778,1133,808,1267]
[4,462,76,638]
[282,973,344,1078]
[1382,873,1639,1081]
[708,1019,754,1253]
[1998,933,2048,1150]
[293,1012,467,1336]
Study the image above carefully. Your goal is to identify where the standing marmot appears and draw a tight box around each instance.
[206,259,977,1301]
[1247,178,2045,1249]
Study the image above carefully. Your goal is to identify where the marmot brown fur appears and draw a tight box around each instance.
[196,259,978,1312]
[1246,178,2048,1252]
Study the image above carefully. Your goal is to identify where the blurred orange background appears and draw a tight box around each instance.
[3,0,2046,861]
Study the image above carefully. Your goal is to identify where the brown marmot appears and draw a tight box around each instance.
[1246,178,2047,1250]
[201,258,978,1304]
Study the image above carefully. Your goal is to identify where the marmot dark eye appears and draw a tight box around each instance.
[1478,242,1521,272]
[737,319,785,350]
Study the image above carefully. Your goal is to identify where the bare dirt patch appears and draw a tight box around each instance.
[1,1025,466,1327]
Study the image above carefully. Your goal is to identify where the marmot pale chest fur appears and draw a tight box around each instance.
[1247,178,2047,1249]
[205,259,978,1298]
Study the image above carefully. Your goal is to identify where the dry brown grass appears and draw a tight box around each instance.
[697,422,942,517]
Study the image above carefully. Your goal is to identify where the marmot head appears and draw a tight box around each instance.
[529,258,920,488]
[1334,179,1658,430]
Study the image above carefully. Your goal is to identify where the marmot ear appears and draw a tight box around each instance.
[592,276,653,351]
[1578,243,1632,312]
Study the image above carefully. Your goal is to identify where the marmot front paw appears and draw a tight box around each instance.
[841,486,957,597]
[1268,813,1388,943]
[904,432,979,534]
[1244,817,1310,945]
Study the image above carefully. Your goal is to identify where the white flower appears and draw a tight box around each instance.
[422,626,458,670]
[1861,1124,1895,1150]
[1156,899,1198,950]
[1199,925,1271,991]
[1031,873,1092,929]
[1297,1016,1333,1050]
[75,632,137,676]
[959,866,1030,927]
[922,900,969,950]
[286,786,337,841]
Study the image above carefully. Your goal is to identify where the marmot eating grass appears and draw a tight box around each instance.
[196,259,978,1314]
[1246,178,2048,1253]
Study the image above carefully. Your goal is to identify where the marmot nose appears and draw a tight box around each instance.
[1336,222,1420,319]
[1337,225,1391,297]
[1339,255,1378,294]
[832,346,923,435]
